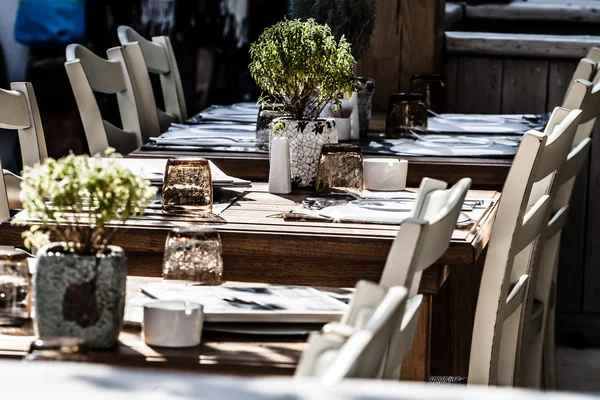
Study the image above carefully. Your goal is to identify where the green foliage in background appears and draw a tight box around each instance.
[249,19,356,121]
[15,149,157,254]
[291,0,377,60]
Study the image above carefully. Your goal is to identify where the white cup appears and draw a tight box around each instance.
[143,301,204,348]
[363,158,409,191]
[335,118,351,141]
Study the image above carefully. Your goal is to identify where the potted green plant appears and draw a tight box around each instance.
[16,149,156,349]
[291,0,377,138]
[249,18,356,187]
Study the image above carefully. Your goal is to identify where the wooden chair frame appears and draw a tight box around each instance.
[65,44,143,156]
[468,107,582,386]
[0,82,47,222]
[118,25,187,138]
[520,78,599,389]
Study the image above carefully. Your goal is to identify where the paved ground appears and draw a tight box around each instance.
[557,346,600,392]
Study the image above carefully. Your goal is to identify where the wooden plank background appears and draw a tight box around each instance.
[357,0,445,113]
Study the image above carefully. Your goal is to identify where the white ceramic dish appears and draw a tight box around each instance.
[363,158,408,191]
[143,301,204,348]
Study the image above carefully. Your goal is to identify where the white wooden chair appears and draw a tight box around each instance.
[295,177,471,382]
[117,25,187,139]
[376,177,471,380]
[0,82,48,222]
[468,107,582,386]
[65,44,143,156]
[295,283,408,383]
[343,177,471,380]
[520,77,600,389]
[563,48,599,102]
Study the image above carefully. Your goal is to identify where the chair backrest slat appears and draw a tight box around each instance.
[66,45,127,94]
[0,88,30,129]
[118,26,170,74]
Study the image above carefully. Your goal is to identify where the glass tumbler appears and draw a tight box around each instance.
[385,93,428,139]
[315,143,364,194]
[0,249,31,326]
[410,73,445,112]
[256,107,283,152]
[162,158,213,217]
[162,226,224,285]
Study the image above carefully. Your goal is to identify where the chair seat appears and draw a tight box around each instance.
[429,375,468,385]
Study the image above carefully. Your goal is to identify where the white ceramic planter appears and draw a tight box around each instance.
[270,118,338,187]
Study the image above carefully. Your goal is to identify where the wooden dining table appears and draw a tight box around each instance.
[0,182,500,381]
[131,144,511,190]
[129,113,513,190]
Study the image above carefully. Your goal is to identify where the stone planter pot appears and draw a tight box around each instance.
[34,243,127,349]
[357,77,375,138]
[270,118,338,187]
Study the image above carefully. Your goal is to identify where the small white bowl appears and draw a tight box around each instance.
[143,301,204,348]
[363,158,408,191]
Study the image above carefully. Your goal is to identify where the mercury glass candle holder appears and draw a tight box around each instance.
[162,226,224,285]
[385,93,428,139]
[315,143,364,194]
[0,249,30,327]
[162,158,213,217]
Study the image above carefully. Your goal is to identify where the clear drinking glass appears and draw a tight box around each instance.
[315,143,364,194]
[410,73,445,111]
[0,249,31,326]
[385,93,428,139]
[162,158,213,217]
[256,107,283,152]
[162,226,224,285]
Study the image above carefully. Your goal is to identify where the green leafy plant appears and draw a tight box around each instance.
[15,149,157,254]
[291,0,377,61]
[249,18,356,121]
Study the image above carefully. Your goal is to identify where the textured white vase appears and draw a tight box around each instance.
[270,118,338,187]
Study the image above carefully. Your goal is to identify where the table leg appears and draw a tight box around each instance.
[430,257,485,377]
[400,295,432,381]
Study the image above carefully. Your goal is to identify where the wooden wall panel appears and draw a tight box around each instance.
[557,157,589,314]
[399,0,445,92]
[357,0,445,113]
[501,59,549,114]
[455,57,503,113]
[356,0,401,113]
[547,61,578,111]
[583,123,600,313]
[444,56,459,113]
